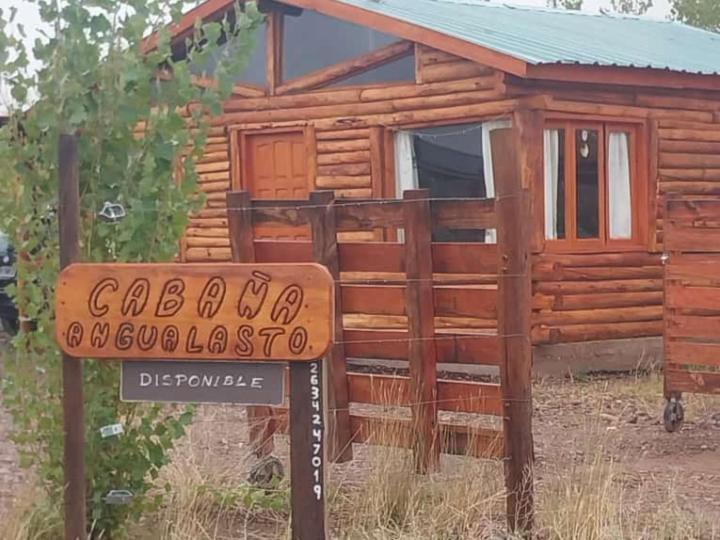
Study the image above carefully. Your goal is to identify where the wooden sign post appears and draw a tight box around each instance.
[56,262,334,540]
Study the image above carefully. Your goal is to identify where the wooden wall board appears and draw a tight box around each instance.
[346,372,503,415]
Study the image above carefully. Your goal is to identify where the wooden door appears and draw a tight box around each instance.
[242,130,312,239]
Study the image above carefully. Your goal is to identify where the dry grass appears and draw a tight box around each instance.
[130,414,288,540]
[0,487,63,540]
[2,374,719,539]
[330,447,506,539]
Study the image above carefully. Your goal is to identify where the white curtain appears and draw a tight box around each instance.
[394,131,418,243]
[481,120,511,243]
[394,131,418,197]
[543,129,560,240]
[608,132,632,239]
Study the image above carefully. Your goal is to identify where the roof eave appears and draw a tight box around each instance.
[526,63,720,92]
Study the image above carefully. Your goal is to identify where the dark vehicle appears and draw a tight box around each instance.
[0,232,18,335]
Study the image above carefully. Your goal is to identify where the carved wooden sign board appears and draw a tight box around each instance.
[55,263,333,361]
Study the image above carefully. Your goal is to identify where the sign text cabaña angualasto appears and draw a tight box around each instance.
[55,263,333,361]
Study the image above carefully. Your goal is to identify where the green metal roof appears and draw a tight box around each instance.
[334,0,720,75]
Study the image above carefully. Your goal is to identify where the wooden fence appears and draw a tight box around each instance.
[222,128,533,531]
[664,198,720,430]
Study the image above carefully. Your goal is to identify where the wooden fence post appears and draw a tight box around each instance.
[492,119,535,536]
[226,191,276,457]
[402,189,439,474]
[59,133,86,540]
[309,191,353,463]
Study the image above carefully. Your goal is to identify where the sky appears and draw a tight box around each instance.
[0,0,675,114]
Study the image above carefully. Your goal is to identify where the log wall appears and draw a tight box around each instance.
[508,78,720,344]
[182,43,720,347]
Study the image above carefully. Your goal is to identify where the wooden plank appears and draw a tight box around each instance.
[432,243,497,274]
[534,320,663,344]
[666,314,720,340]
[435,286,497,318]
[317,162,371,177]
[533,252,660,268]
[334,200,405,230]
[289,360,327,540]
[534,266,663,281]
[666,259,720,283]
[342,329,500,365]
[309,191,352,463]
[535,279,662,294]
[273,411,503,459]
[341,285,496,319]
[537,291,663,311]
[431,198,496,229]
[659,139,720,154]
[420,60,494,83]
[347,373,502,415]
[342,285,405,315]
[666,368,720,395]
[659,128,720,142]
[664,226,720,253]
[666,284,720,311]
[348,415,503,459]
[493,120,534,534]
[666,341,720,367]
[316,128,371,141]
[403,189,439,473]
[536,305,662,326]
[666,198,720,220]
[254,240,313,262]
[338,242,405,273]
[660,153,720,169]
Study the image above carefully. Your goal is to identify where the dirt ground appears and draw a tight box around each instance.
[1,330,719,536]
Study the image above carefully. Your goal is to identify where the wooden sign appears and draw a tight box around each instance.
[56,263,333,361]
[121,360,285,405]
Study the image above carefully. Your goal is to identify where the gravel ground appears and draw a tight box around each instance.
[1,334,719,535]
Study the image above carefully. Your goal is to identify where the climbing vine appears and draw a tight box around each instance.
[0,0,261,536]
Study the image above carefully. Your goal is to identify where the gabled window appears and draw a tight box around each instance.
[189,22,267,86]
[544,121,643,249]
[282,10,410,84]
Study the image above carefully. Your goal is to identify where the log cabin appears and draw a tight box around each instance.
[154,0,720,373]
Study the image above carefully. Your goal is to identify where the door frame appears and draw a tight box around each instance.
[228,124,317,195]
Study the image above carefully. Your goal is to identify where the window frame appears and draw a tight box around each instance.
[543,117,648,253]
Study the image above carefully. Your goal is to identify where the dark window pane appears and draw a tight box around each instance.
[575,128,600,239]
[283,11,399,81]
[412,125,486,242]
[329,53,415,87]
[189,23,267,86]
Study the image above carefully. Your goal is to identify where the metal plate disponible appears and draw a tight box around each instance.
[121,360,285,405]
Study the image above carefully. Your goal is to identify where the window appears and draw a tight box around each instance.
[544,121,639,248]
[283,11,408,83]
[394,121,509,242]
[328,54,415,87]
[189,22,267,86]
